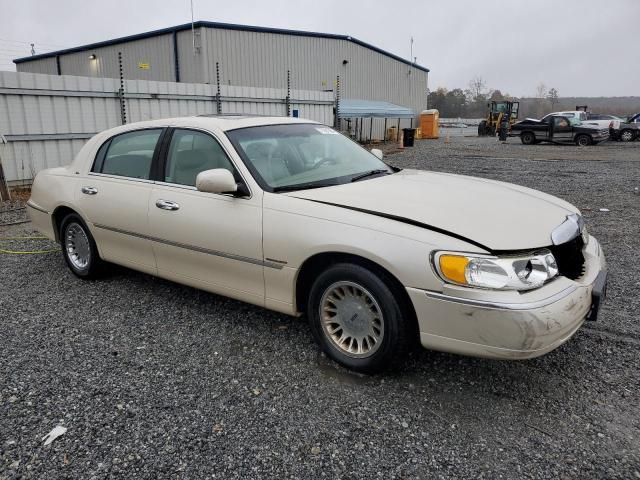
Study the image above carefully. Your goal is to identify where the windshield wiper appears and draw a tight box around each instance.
[351,169,390,182]
[272,182,338,193]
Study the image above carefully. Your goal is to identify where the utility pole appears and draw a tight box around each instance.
[30,43,35,56]
[408,37,413,75]
[191,0,196,56]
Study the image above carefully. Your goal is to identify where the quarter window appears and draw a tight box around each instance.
[93,129,162,179]
[164,129,235,187]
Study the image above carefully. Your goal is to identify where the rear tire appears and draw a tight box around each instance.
[619,129,635,142]
[307,263,409,374]
[478,120,487,136]
[520,132,536,145]
[60,213,104,279]
[575,134,592,146]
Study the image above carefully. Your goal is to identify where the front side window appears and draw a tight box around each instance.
[227,124,391,191]
[164,129,235,186]
[93,129,162,179]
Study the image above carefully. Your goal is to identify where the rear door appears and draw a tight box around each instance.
[147,128,265,306]
[76,128,164,274]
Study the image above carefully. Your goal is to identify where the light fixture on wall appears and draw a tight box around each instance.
[88,54,96,60]
[342,59,348,65]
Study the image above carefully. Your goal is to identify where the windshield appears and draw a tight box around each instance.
[226,123,392,191]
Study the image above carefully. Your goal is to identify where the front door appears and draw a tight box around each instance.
[76,128,164,274]
[551,116,573,143]
[148,128,265,306]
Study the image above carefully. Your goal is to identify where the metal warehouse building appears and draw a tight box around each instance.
[13,21,429,124]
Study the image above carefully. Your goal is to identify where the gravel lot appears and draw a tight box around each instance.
[1,137,639,479]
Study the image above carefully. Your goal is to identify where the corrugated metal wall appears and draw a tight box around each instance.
[16,25,428,119]
[0,71,334,183]
[58,34,177,81]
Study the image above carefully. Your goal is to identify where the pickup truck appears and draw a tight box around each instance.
[610,113,640,142]
[510,115,609,146]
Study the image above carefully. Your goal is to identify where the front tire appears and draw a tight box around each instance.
[575,134,592,146]
[520,132,536,145]
[307,263,409,373]
[60,213,104,279]
[478,120,487,136]
[619,129,635,142]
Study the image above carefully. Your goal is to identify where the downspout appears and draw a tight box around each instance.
[172,30,180,82]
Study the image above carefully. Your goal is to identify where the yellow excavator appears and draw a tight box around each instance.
[478,101,520,136]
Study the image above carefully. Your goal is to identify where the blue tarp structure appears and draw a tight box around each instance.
[337,99,415,118]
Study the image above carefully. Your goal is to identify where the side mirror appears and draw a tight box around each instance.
[371,148,384,160]
[196,169,241,195]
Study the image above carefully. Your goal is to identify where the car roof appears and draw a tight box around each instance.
[547,111,583,115]
[101,115,319,136]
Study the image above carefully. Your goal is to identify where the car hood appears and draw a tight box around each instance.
[287,169,579,251]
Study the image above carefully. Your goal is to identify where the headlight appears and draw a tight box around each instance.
[433,250,558,291]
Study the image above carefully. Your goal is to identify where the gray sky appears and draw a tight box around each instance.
[0,0,637,97]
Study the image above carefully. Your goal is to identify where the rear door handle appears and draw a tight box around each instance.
[155,199,180,211]
[81,186,98,195]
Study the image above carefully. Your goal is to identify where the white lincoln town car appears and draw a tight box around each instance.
[27,116,607,372]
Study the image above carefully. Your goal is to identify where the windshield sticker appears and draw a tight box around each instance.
[315,127,339,135]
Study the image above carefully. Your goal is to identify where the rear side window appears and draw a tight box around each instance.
[92,129,163,179]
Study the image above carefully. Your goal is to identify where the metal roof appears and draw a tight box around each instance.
[338,99,416,118]
[13,21,429,73]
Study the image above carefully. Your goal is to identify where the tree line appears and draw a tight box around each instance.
[428,76,640,119]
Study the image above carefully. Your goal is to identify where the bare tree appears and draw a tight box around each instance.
[535,82,547,99]
[535,82,549,117]
[468,76,488,100]
[547,88,559,109]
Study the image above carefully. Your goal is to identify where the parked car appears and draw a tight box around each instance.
[583,113,625,130]
[510,115,609,145]
[610,113,640,142]
[27,116,607,373]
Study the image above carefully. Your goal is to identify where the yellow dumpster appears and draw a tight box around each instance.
[420,109,439,139]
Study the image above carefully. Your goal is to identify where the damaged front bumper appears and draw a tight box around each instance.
[408,235,607,360]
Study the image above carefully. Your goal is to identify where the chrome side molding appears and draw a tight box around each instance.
[425,285,579,310]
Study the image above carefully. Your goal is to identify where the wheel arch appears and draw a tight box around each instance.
[575,133,592,146]
[520,130,536,143]
[294,251,419,337]
[51,205,91,243]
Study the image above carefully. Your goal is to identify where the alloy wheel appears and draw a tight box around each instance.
[65,223,91,270]
[319,281,384,358]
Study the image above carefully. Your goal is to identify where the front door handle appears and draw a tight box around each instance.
[156,199,180,211]
[81,186,98,195]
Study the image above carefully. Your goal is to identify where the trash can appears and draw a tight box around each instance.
[386,126,398,142]
[420,109,440,139]
[402,128,416,147]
